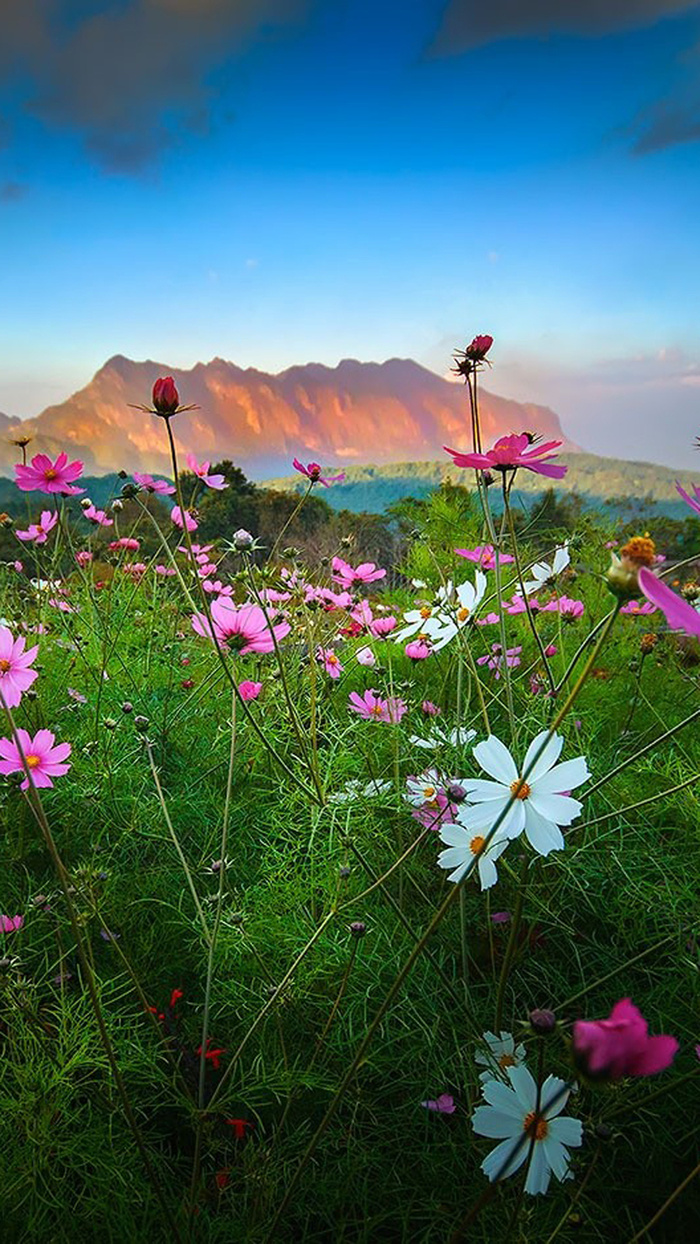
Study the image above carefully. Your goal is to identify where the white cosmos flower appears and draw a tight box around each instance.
[475,1031,527,1085]
[472,1065,582,1196]
[393,604,446,644]
[328,779,393,804]
[430,572,488,651]
[437,821,508,890]
[523,544,570,596]
[405,770,442,807]
[459,732,589,857]
[410,726,477,750]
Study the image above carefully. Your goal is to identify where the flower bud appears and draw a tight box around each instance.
[446,782,467,803]
[111,498,124,512]
[233,528,254,549]
[152,376,180,415]
[121,701,134,714]
[349,921,366,938]
[606,536,657,601]
[134,715,150,733]
[80,497,93,510]
[529,1008,557,1035]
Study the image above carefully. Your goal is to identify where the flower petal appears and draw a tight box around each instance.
[473,735,518,783]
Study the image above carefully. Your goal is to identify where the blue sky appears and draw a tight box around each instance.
[1,0,699,466]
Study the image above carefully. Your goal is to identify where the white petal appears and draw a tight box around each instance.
[522,730,563,783]
[548,1117,583,1147]
[523,803,565,856]
[471,1106,520,1139]
[438,823,472,848]
[473,735,518,783]
[524,1143,551,1196]
[482,1079,525,1119]
[461,778,511,802]
[481,1137,528,1183]
[540,1075,570,1117]
[477,854,499,890]
[528,792,583,826]
[542,1136,573,1181]
[534,756,590,795]
[553,545,570,574]
[507,1065,537,1112]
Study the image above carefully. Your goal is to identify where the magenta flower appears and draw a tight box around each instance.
[455,544,514,570]
[0,914,24,934]
[405,638,432,660]
[317,647,344,679]
[16,510,58,545]
[369,616,397,637]
[171,506,198,532]
[0,727,71,790]
[676,481,700,517]
[620,599,657,616]
[452,335,494,377]
[331,556,386,588]
[573,998,678,1080]
[348,689,407,723]
[83,504,113,527]
[476,643,522,679]
[421,1093,456,1114]
[192,598,290,654]
[638,567,700,638]
[444,433,567,480]
[422,700,441,716]
[15,452,85,496]
[109,537,140,552]
[238,680,262,701]
[133,472,176,495]
[0,627,39,708]
[292,459,345,487]
[186,454,227,491]
[541,595,584,619]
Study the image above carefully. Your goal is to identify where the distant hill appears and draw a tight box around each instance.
[265,453,700,519]
[0,355,574,478]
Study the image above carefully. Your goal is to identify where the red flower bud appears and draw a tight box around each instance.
[152,376,180,415]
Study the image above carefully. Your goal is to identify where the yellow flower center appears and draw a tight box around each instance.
[510,778,531,800]
[25,754,41,769]
[370,704,384,716]
[44,469,58,480]
[423,786,437,800]
[498,1052,517,1070]
[469,835,485,855]
[457,607,470,623]
[523,1111,548,1141]
[420,607,432,619]
[0,659,10,672]
[620,535,656,567]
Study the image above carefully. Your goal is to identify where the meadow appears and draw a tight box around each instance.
[2,348,700,1243]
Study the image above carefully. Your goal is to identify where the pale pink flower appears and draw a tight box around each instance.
[202,579,233,596]
[192,598,290,654]
[48,597,78,613]
[351,599,374,628]
[503,595,540,615]
[369,616,397,637]
[186,454,227,490]
[541,595,584,619]
[356,646,376,666]
[75,550,93,566]
[292,459,345,486]
[422,700,441,716]
[421,1093,456,1114]
[83,504,113,527]
[122,563,147,579]
[133,472,176,495]
[455,544,514,570]
[475,611,501,626]
[317,647,344,678]
[348,689,407,723]
[109,537,140,552]
[332,556,386,588]
[171,506,198,532]
[305,585,354,610]
[573,998,678,1080]
[620,599,657,616]
[405,638,432,660]
[15,452,85,495]
[0,914,24,934]
[638,567,700,638]
[238,680,262,700]
[477,643,522,679]
[445,433,567,480]
[0,628,39,708]
[16,510,58,545]
[0,727,71,790]
[155,564,177,577]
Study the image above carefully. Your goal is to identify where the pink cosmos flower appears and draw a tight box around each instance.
[0,727,71,790]
[202,579,233,596]
[75,550,93,566]
[369,616,397,637]
[49,597,78,613]
[405,638,432,660]
[331,556,386,588]
[0,628,39,708]
[475,611,501,626]
[356,646,376,666]
[476,643,522,678]
[620,599,657,616]
[292,459,345,486]
[676,481,700,517]
[541,595,584,619]
[109,537,140,552]
[238,680,262,701]
[421,1093,456,1114]
[455,544,514,570]
[171,506,198,532]
[573,998,678,1080]
[348,689,407,723]
[192,598,290,654]
[317,647,344,678]
[422,700,441,716]
[444,433,567,480]
[544,644,558,657]
[452,335,494,377]
[133,472,176,495]
[83,504,113,527]
[412,791,457,830]
[503,595,541,615]
[186,454,227,490]
[122,563,147,579]
[15,452,85,495]
[638,567,700,638]
[305,585,354,610]
[16,509,58,545]
[351,599,374,628]
[155,564,177,577]
[0,913,24,934]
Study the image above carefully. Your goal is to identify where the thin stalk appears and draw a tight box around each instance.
[585,706,700,799]
[626,1157,700,1243]
[494,853,530,1031]
[503,479,556,695]
[144,740,211,944]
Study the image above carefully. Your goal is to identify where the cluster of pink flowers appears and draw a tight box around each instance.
[455,544,514,570]
[476,643,522,678]
[0,914,24,934]
[348,689,407,723]
[332,556,386,589]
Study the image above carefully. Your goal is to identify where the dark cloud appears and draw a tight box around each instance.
[0,181,29,202]
[632,100,700,151]
[430,0,699,53]
[0,0,307,173]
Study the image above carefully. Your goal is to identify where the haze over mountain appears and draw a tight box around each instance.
[0,356,576,480]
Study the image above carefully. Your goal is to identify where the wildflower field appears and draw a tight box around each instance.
[2,341,700,1243]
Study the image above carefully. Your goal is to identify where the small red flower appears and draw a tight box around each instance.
[153,376,180,415]
[226,1117,255,1139]
[197,1038,227,1070]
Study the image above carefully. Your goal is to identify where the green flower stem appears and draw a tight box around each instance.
[502,477,556,696]
[144,739,211,944]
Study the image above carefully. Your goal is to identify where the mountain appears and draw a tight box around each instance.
[265,453,700,519]
[0,355,576,479]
